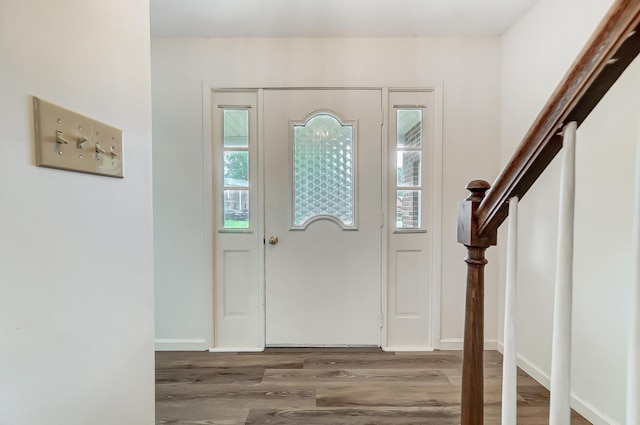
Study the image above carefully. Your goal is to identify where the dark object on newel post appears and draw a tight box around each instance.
[457,180,497,425]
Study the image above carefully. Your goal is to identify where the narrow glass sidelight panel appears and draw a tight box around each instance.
[395,108,424,230]
[293,113,354,228]
[397,110,422,147]
[224,110,249,147]
[397,152,422,187]
[224,189,249,229]
[222,107,250,229]
[396,190,421,229]
[224,151,249,187]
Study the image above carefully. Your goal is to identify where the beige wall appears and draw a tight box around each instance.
[151,37,502,350]
[0,1,155,423]
[500,0,640,422]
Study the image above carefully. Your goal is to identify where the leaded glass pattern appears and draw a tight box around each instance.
[293,113,354,228]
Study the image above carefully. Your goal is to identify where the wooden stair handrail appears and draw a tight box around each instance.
[477,0,640,237]
[458,3,640,425]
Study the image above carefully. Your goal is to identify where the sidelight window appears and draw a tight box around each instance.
[223,109,250,229]
[395,109,423,229]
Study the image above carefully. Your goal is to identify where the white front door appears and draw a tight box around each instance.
[264,89,383,346]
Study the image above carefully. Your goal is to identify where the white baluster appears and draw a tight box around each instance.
[549,121,577,425]
[628,120,640,425]
[502,196,519,425]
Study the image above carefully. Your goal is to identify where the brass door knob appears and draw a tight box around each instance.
[268,235,279,245]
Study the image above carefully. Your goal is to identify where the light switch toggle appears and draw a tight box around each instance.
[76,137,88,149]
[95,143,106,154]
[56,130,70,144]
[110,146,119,158]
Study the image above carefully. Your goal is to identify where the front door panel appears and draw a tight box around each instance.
[264,89,382,346]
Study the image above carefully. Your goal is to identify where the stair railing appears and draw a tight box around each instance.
[456,1,640,424]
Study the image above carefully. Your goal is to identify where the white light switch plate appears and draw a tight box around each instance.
[33,97,123,178]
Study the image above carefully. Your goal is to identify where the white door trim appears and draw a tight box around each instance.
[202,84,444,352]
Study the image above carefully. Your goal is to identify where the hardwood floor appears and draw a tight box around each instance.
[155,348,591,424]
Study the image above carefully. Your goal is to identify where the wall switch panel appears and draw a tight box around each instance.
[33,97,123,178]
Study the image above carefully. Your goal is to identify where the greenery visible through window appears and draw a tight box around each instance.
[223,109,250,229]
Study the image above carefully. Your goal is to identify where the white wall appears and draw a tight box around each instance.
[0,1,155,424]
[500,0,640,423]
[151,37,502,350]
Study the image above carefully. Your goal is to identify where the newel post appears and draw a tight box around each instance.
[457,180,497,425]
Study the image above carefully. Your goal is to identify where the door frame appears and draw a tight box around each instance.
[203,85,444,352]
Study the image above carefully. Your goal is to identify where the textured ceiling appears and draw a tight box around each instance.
[150,0,541,38]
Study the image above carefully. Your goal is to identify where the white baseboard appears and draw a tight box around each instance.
[438,338,498,351]
[209,347,264,352]
[155,338,207,351]
[571,395,620,425]
[497,341,619,425]
[383,345,435,352]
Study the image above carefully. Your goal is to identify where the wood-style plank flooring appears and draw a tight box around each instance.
[155,348,591,424]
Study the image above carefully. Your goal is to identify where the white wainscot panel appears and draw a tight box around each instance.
[223,250,249,317]
[213,246,262,351]
[387,249,431,349]
[396,250,421,317]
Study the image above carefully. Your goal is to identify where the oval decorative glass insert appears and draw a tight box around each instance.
[293,113,355,228]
